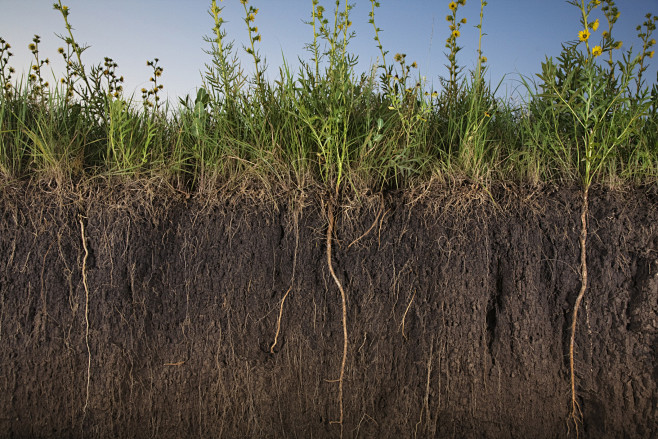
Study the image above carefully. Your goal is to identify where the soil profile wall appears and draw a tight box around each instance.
[0,184,657,438]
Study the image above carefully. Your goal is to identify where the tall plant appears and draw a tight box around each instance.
[533,0,652,433]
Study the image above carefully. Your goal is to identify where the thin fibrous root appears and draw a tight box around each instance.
[270,285,293,353]
[327,202,347,438]
[79,214,91,419]
[347,197,383,249]
[270,211,299,354]
[568,186,588,437]
[399,289,416,340]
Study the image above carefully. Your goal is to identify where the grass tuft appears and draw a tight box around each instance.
[0,0,655,190]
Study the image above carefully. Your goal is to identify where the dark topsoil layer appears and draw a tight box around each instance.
[0,181,657,438]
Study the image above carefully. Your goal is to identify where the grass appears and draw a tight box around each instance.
[0,0,655,192]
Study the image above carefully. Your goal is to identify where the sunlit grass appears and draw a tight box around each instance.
[0,0,656,190]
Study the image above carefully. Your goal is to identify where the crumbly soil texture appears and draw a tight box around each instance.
[1,182,657,438]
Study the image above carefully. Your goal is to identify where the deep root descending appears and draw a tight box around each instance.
[568,187,589,437]
[79,214,92,420]
[326,201,348,438]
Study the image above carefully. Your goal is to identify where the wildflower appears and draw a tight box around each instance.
[592,45,602,57]
[578,29,590,42]
[481,56,488,63]
[602,31,609,39]
[615,41,623,49]
[254,35,261,42]
[61,78,66,83]
[649,50,655,58]
[28,43,36,51]
[57,47,64,54]
[247,13,255,22]
[650,38,656,46]
[452,29,460,38]
[458,0,465,5]
[394,53,403,62]
[449,2,457,11]
[591,19,599,31]
[461,18,467,24]
[411,61,417,68]
[32,65,38,71]
[9,67,15,73]
[446,15,452,21]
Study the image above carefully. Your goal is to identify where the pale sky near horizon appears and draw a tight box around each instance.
[1,0,656,104]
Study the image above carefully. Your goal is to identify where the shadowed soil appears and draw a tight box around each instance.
[0,182,657,438]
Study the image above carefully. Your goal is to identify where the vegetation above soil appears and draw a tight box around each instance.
[0,0,657,192]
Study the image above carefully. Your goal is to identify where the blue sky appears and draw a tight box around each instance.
[1,0,656,103]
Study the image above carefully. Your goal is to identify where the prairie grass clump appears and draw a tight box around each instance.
[0,0,654,190]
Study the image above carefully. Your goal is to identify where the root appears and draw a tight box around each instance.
[568,186,588,436]
[399,290,416,340]
[270,285,293,353]
[79,214,92,418]
[347,197,383,249]
[327,201,348,438]
[270,209,299,354]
